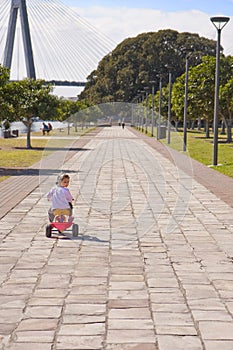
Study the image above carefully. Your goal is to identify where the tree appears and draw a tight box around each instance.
[80,29,217,104]
[3,79,58,149]
[0,65,11,128]
[220,78,233,142]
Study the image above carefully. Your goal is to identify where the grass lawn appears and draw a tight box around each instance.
[0,126,95,183]
[143,126,233,179]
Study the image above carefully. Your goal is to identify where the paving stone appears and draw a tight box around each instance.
[64,303,106,315]
[108,308,151,319]
[62,315,106,324]
[109,282,146,290]
[58,323,105,335]
[151,303,189,313]
[108,299,149,309]
[7,344,52,350]
[192,310,232,321]
[32,289,67,298]
[156,325,197,335]
[109,290,148,300]
[153,312,194,326]
[0,296,27,309]
[108,319,153,330]
[188,298,226,311]
[0,309,23,323]
[66,294,107,303]
[147,278,179,288]
[27,297,64,306]
[13,330,55,342]
[107,329,155,343]
[198,321,233,340]
[23,306,62,318]
[16,318,58,331]
[56,335,103,349]
[157,335,202,350]
[0,323,17,335]
[204,340,233,350]
[106,344,158,349]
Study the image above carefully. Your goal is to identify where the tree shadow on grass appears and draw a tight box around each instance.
[0,146,90,177]
[15,147,91,151]
[0,168,80,177]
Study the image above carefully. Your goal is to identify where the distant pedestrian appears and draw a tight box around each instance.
[42,122,49,135]
[122,122,125,129]
[48,123,53,132]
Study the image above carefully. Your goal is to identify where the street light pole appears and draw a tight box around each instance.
[157,75,162,140]
[183,50,193,152]
[144,87,149,134]
[210,16,230,166]
[140,91,145,132]
[149,80,155,137]
[166,66,172,144]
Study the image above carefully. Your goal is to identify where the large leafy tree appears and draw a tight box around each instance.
[0,65,11,127]
[3,79,58,149]
[80,29,216,104]
[220,75,233,142]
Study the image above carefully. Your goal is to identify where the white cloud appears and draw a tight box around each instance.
[72,6,233,55]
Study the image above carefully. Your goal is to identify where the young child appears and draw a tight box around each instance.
[47,173,74,222]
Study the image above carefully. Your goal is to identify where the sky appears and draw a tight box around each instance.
[64,0,233,15]
[55,0,233,97]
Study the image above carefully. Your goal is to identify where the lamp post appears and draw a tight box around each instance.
[210,16,230,166]
[149,80,155,136]
[137,95,141,128]
[183,50,193,152]
[137,91,142,130]
[166,65,172,144]
[144,87,149,133]
[140,90,145,132]
[157,75,162,140]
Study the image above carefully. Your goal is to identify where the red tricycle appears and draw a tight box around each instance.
[45,208,79,238]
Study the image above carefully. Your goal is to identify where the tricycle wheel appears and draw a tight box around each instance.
[46,224,52,238]
[72,223,79,237]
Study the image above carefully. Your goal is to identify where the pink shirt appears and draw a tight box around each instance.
[47,186,73,210]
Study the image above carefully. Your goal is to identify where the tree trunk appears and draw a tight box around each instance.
[191,120,195,130]
[197,116,201,130]
[220,120,226,135]
[226,119,232,143]
[205,119,210,138]
[26,123,32,149]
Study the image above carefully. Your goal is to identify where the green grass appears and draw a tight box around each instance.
[142,126,233,178]
[0,138,47,168]
[0,126,95,182]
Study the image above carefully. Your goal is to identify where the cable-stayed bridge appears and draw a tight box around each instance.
[0,0,115,85]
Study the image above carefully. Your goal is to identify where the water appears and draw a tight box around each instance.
[0,120,67,137]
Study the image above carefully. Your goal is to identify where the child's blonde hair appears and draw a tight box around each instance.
[56,173,70,186]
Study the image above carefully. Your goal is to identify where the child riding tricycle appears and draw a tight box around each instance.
[45,173,79,238]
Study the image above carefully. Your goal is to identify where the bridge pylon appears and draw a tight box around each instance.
[3,0,36,79]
